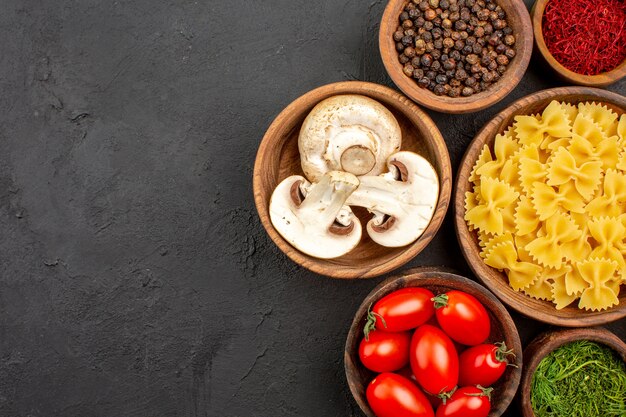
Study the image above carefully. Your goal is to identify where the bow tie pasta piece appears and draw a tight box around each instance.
[588,217,626,270]
[550,267,579,310]
[525,213,582,269]
[572,112,609,146]
[547,147,602,200]
[523,266,558,301]
[469,144,493,184]
[476,129,520,180]
[586,169,626,218]
[576,259,621,311]
[518,145,548,194]
[514,100,572,148]
[568,134,620,171]
[617,150,626,172]
[578,102,619,137]
[515,195,540,236]
[561,102,579,124]
[532,182,586,222]
[465,177,519,235]
[484,241,541,291]
[618,114,625,144]
[561,232,592,263]
[479,232,514,259]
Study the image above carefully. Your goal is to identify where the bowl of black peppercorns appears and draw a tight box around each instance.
[379,0,533,113]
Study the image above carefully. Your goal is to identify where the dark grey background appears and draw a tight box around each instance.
[0,0,623,416]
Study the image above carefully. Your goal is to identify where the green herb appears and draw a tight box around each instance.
[531,340,626,417]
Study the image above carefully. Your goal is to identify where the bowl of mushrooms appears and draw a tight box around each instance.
[253,81,452,279]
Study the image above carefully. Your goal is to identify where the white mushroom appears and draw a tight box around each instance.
[269,171,362,259]
[298,95,402,182]
[346,151,439,247]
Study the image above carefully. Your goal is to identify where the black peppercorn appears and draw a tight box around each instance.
[474,26,485,37]
[396,42,405,52]
[426,70,437,79]
[412,56,422,67]
[495,43,507,54]
[449,4,459,12]
[433,84,446,95]
[496,54,508,65]
[436,74,448,84]
[421,53,433,67]
[493,19,506,29]
[423,32,434,42]
[450,50,461,60]
[440,0,450,9]
[454,39,465,50]
[502,27,512,35]
[482,71,494,82]
[433,38,443,49]
[465,76,477,86]
[415,16,426,27]
[455,20,467,31]
[484,23,494,35]
[418,77,430,88]
[425,41,435,52]
[424,9,437,20]
[462,86,474,96]
[405,29,416,37]
[489,11,498,21]
[448,87,461,97]
[415,39,427,54]
[413,68,425,78]
[432,27,443,38]
[504,34,515,46]
[400,11,410,21]
[424,21,434,30]
[409,8,420,18]
[449,11,460,21]
[505,48,515,59]
[443,37,454,48]
[497,65,506,74]
[465,53,479,64]
[399,54,410,64]
[431,49,442,60]
[403,64,415,77]
[470,63,482,73]
[456,68,468,79]
[431,60,442,71]
[404,46,416,58]
[488,60,497,70]
[442,58,456,70]
[419,1,429,11]
[394,31,404,41]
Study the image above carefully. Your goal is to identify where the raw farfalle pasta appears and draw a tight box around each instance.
[466,100,625,311]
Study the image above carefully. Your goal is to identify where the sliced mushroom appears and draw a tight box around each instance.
[298,95,402,182]
[269,171,362,259]
[346,151,439,247]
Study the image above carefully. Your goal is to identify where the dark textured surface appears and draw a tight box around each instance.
[0,0,623,416]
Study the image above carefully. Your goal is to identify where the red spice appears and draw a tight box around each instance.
[542,0,626,76]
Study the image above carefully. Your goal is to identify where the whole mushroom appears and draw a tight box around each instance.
[298,95,402,182]
[269,171,362,259]
[346,151,439,247]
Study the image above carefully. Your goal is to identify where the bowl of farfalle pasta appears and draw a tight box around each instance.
[455,87,626,326]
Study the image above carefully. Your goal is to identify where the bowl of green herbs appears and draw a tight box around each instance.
[520,328,626,417]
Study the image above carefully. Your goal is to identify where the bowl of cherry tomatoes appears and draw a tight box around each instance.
[344,267,522,417]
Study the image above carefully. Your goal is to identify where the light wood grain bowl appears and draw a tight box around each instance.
[520,327,626,417]
[454,86,626,326]
[253,81,452,279]
[344,267,523,417]
[531,0,626,87]
[379,0,533,114]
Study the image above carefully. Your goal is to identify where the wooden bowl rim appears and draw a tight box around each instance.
[253,81,452,279]
[531,0,626,87]
[344,266,523,417]
[454,86,626,326]
[379,0,534,114]
[519,327,626,417]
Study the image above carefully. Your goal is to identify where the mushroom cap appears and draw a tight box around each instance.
[298,95,402,182]
[269,172,362,259]
[346,151,439,247]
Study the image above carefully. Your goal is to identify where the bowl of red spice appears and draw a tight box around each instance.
[532,0,626,87]
[379,0,533,114]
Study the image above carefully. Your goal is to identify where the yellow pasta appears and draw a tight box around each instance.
[465,177,519,235]
[577,259,620,311]
[547,147,602,200]
[465,99,625,311]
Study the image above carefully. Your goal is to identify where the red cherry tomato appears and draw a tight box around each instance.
[397,368,442,409]
[365,288,435,337]
[359,331,411,373]
[366,373,434,417]
[433,290,490,346]
[459,342,516,386]
[435,386,492,417]
[410,324,459,395]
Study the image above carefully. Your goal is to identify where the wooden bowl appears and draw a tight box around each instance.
[454,86,626,326]
[531,0,626,87]
[379,0,533,114]
[253,81,452,279]
[520,327,626,417]
[344,267,523,416]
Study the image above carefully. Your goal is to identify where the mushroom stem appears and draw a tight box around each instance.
[299,171,360,229]
[341,145,376,176]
